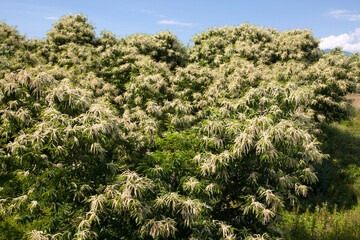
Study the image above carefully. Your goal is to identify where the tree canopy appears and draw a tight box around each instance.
[0,14,358,239]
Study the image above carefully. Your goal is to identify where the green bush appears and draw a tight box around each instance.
[0,14,358,239]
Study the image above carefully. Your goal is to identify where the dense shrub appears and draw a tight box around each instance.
[0,14,358,239]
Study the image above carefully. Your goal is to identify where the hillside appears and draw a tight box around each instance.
[278,93,360,239]
[323,49,353,56]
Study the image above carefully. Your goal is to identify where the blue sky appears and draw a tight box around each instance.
[1,0,360,52]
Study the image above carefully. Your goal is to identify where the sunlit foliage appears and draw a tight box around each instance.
[0,14,358,239]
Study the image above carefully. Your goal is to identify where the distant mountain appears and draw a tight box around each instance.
[323,49,353,56]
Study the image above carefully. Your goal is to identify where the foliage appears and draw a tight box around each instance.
[277,204,360,240]
[310,107,360,208]
[0,14,358,239]
[276,103,360,239]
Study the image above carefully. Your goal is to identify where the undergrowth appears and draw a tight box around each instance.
[278,204,360,240]
[278,96,360,239]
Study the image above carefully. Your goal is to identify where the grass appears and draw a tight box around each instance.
[312,106,360,208]
[277,94,360,239]
[277,204,360,240]
[307,94,360,209]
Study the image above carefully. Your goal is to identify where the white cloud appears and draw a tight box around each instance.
[138,9,165,18]
[328,10,350,15]
[319,28,360,53]
[139,9,154,14]
[157,20,198,27]
[327,9,360,21]
[45,16,58,20]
